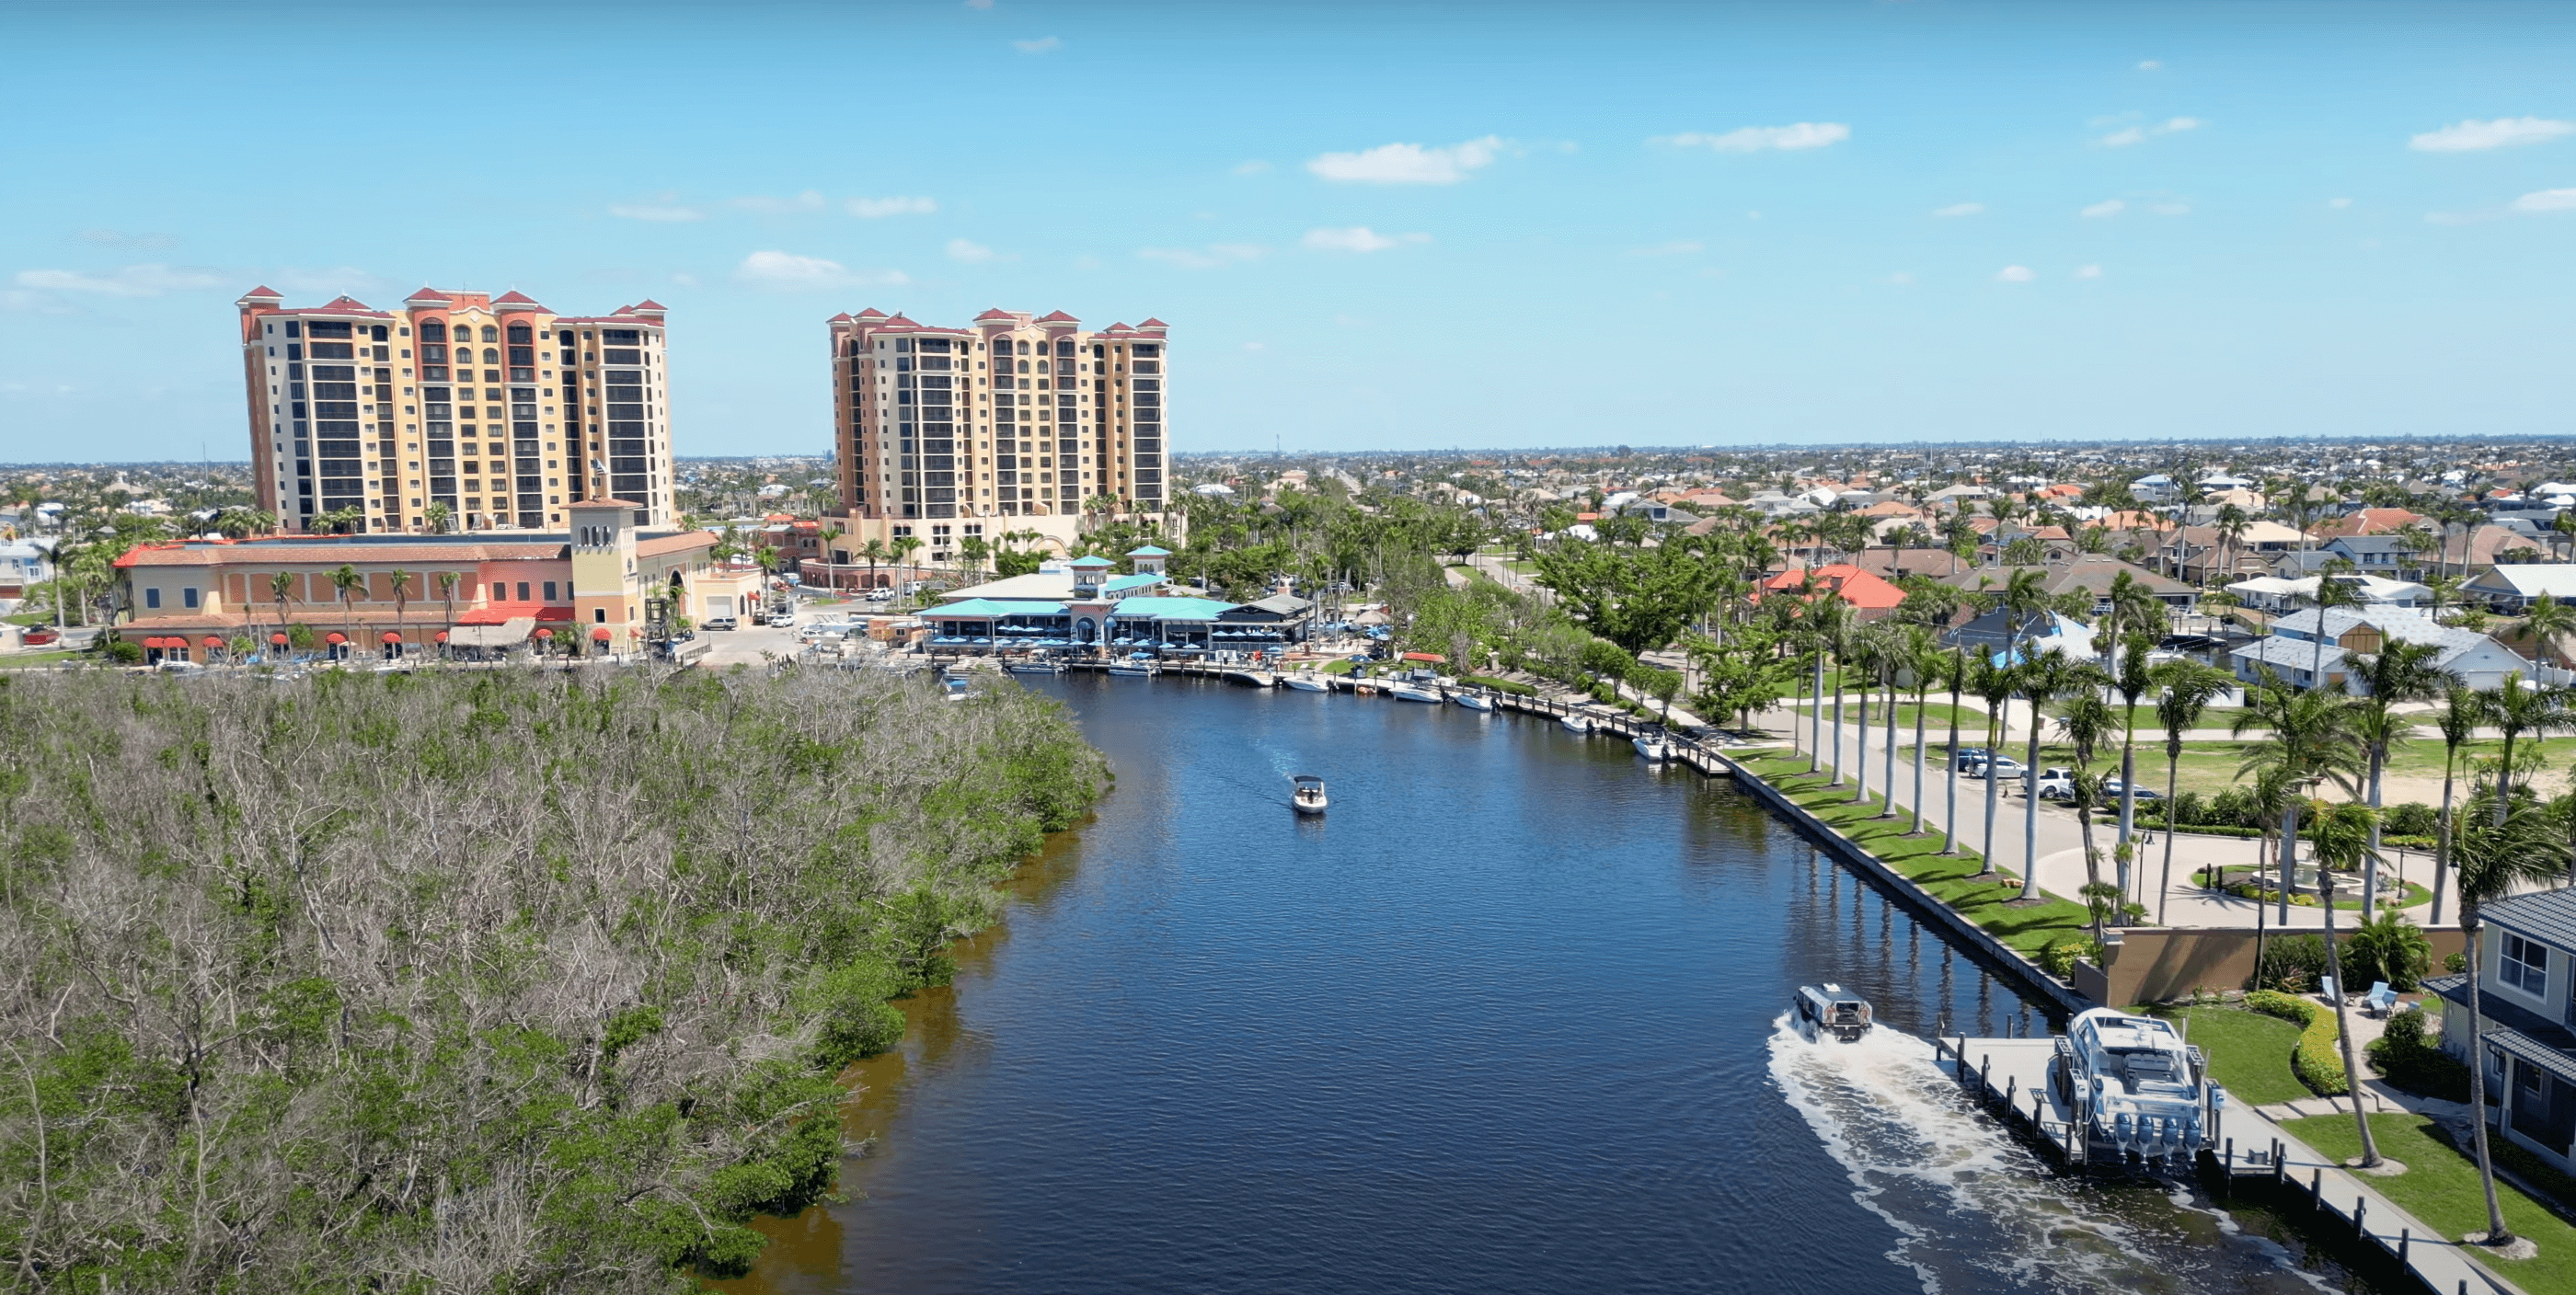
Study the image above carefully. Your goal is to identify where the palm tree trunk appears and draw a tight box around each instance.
[1981,702,2003,876]
[1909,690,1928,834]
[1829,642,1846,787]
[2363,748,2384,918]
[2495,730,2519,827]
[1939,671,1961,854]
[1809,651,1824,774]
[2019,705,2044,901]
[2159,739,2181,923]
[2117,721,2138,900]
[2317,887,2382,1165]
[2278,802,2301,924]
[1878,670,1899,817]
[1853,675,1870,804]
[2430,754,2456,925]
[2463,916,2515,1243]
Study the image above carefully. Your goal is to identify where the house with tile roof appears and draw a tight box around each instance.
[2427,885,2576,1175]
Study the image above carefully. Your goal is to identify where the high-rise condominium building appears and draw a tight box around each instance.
[236,286,677,534]
[824,308,1167,560]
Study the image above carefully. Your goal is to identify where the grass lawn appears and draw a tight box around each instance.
[1737,751,2095,957]
[2149,1006,2309,1105]
[2282,1113,2576,1295]
[1790,701,1983,732]
[2154,737,2576,797]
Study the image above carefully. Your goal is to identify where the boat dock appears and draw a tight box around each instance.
[1932,1034,2099,1168]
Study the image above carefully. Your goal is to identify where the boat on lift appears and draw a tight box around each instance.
[1290,773,1328,815]
[1632,730,1670,762]
[1792,983,1874,1043]
[1282,670,1331,693]
[2051,1008,2217,1171]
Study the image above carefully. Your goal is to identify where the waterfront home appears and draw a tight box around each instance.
[1945,608,2099,664]
[2227,606,2526,692]
[1757,564,1907,620]
[2427,886,2576,1175]
[0,536,56,602]
[2462,564,2576,614]
[2224,573,2431,614]
[1937,555,2197,617]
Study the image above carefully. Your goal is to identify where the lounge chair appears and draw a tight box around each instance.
[2363,981,2398,1017]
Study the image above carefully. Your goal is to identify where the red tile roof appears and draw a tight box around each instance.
[975,307,1016,321]
[884,314,920,327]
[827,312,854,323]
[240,285,282,301]
[405,287,451,303]
[309,295,391,317]
[1038,310,1079,323]
[1138,317,1168,328]
[1759,564,1909,611]
[629,299,666,312]
[492,290,544,308]
[855,307,889,319]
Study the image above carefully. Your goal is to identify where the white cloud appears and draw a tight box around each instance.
[728,190,827,215]
[964,0,991,7]
[14,263,226,297]
[2081,199,2126,218]
[1887,270,1915,286]
[2137,60,2162,71]
[1654,122,1850,153]
[2410,117,2576,152]
[848,195,937,218]
[1014,36,1060,52]
[1931,201,1984,218]
[2151,201,2191,216]
[672,272,700,288]
[1307,135,1504,184]
[2075,264,2103,279]
[1302,226,1430,253]
[1242,341,1264,351]
[1995,265,2036,283]
[1138,244,1266,269]
[1232,160,1271,176]
[734,250,907,290]
[1333,313,1369,329]
[1631,240,1703,256]
[947,238,995,262]
[2329,197,2353,209]
[609,194,705,222]
[2512,188,2576,212]
[0,289,79,315]
[2093,116,2202,148]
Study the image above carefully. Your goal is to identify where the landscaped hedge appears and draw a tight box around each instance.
[2366,1006,2469,1102]
[2245,990,2348,1096]
[1461,674,1536,695]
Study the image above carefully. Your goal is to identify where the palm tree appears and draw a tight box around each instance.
[2304,798,2386,1169]
[1803,590,1852,779]
[329,565,363,657]
[1972,653,2018,878]
[958,533,992,578]
[2233,668,2365,923]
[2450,791,2574,1249]
[2425,684,2486,926]
[2013,648,2083,903]
[387,568,413,643]
[2109,631,2156,876]
[2304,574,2366,690]
[2149,659,2235,923]
[2344,640,2456,916]
[2524,592,2576,671]
[2054,667,2120,925]
[423,500,453,535]
[1899,625,1940,832]
[2483,672,2570,826]
[1938,647,1969,852]
[819,523,847,588]
[860,537,890,594]
[890,535,926,604]
[2214,502,2252,586]
[1845,625,1884,806]
[268,571,297,647]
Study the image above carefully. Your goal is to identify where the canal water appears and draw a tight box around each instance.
[719,675,2356,1295]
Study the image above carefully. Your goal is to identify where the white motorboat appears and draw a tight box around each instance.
[1005,659,1065,675]
[1282,670,1331,693]
[1107,662,1157,677]
[1560,713,1594,736]
[1387,682,1443,703]
[1290,773,1328,815]
[2052,1008,2217,1170]
[1792,983,1873,1043]
[1453,691,1494,712]
[1633,733,1669,762]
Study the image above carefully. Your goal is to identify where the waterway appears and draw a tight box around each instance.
[719,675,2369,1295]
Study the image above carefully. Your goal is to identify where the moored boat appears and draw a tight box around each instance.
[1282,670,1331,693]
[1290,774,1328,815]
[1560,713,1594,736]
[1632,733,1668,762]
[1006,659,1065,675]
[1792,983,1873,1043]
[1387,682,1443,703]
[1453,691,1494,712]
[2052,1008,2216,1170]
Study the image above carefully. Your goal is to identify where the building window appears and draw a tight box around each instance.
[144,588,161,609]
[2502,933,2549,1000]
[183,587,200,609]
[545,580,558,601]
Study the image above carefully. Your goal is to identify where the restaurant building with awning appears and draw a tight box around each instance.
[110,499,721,661]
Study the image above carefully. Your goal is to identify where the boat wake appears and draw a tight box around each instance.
[1765,1016,2338,1295]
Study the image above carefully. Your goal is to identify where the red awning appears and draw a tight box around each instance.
[434,630,449,642]
[380,631,402,644]
[325,632,347,645]
[139,637,162,648]
[1400,651,1447,664]
[270,633,290,645]
[535,627,554,639]
[201,636,224,648]
[590,626,612,641]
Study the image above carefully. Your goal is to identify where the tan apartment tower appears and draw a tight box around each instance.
[823,308,1167,564]
[236,286,678,534]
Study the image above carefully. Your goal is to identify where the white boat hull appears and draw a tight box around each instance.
[1293,797,1328,815]
[1454,693,1494,711]
[1282,674,1330,692]
[1633,738,1667,762]
[1387,684,1443,703]
[1561,715,1593,735]
[1108,666,1156,677]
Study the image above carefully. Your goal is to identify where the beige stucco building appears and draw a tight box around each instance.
[822,308,1170,567]
[236,286,678,536]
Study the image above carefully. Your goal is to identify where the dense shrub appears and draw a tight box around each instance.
[2382,801,2439,838]
[2037,937,2104,978]
[2244,990,2347,1095]
[2254,934,2328,992]
[2340,911,2432,991]
[2365,1006,2470,1101]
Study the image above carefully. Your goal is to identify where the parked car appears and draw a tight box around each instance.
[2035,767,2076,800]
[1945,746,1991,768]
[2101,779,2164,803]
[706,615,739,631]
[1959,754,2024,781]
[867,589,893,602]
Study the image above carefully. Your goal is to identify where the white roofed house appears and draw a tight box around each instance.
[2426,887,2576,1175]
[2224,573,2429,614]
[2463,564,2576,615]
[2229,605,2528,693]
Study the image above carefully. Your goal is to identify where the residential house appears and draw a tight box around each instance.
[1947,608,2099,663]
[1938,555,2198,616]
[2428,886,2576,1175]
[0,536,56,602]
[2223,573,2430,614]
[2314,506,2430,540]
[2320,533,2425,581]
[2230,606,2528,693]
[2167,521,2305,584]
[1757,564,1910,621]
[2463,565,2576,614]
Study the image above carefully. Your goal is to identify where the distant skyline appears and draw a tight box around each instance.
[5,1,2574,460]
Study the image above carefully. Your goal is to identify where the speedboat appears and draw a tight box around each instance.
[1108,661,1157,677]
[1006,659,1065,675]
[1792,983,1873,1043]
[1633,732,1669,762]
[2052,1008,2215,1170]
[1560,713,1594,736]
[1453,690,1494,712]
[1387,681,1443,703]
[1290,774,1328,815]
[1282,670,1331,693]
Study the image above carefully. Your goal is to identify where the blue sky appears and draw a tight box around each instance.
[4,1,2573,460]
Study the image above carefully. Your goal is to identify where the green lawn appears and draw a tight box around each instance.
[1791,701,1982,731]
[2282,1113,2576,1295]
[2151,1006,2309,1105]
[0,650,81,670]
[1737,751,2095,956]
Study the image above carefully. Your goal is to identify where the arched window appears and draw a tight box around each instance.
[480,325,499,342]
[482,348,500,364]
[420,320,446,342]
